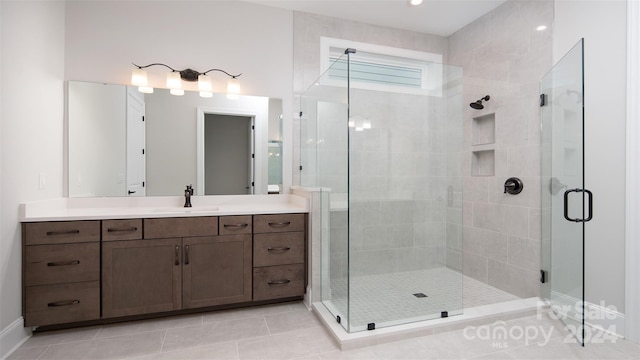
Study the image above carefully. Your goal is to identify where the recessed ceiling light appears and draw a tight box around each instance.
[409,0,424,6]
[536,25,547,31]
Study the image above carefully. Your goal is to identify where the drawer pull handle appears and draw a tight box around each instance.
[48,300,80,307]
[47,260,80,267]
[107,227,138,233]
[184,245,190,265]
[268,221,291,228]
[268,279,291,286]
[223,223,249,229]
[46,230,80,236]
[267,246,291,252]
[175,245,180,266]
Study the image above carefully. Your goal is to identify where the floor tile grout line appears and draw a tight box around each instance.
[23,336,98,350]
[159,329,168,353]
[91,327,182,341]
[93,326,104,340]
[263,315,272,335]
[235,340,241,360]
[151,340,244,359]
[35,345,51,360]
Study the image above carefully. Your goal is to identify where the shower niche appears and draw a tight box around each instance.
[471,113,496,176]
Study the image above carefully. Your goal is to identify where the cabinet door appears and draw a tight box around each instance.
[102,238,182,318]
[182,235,252,309]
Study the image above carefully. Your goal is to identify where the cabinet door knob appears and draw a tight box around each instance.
[184,245,190,265]
[175,245,180,265]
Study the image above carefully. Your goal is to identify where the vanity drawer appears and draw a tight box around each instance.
[25,243,99,286]
[24,221,100,245]
[253,264,305,301]
[24,281,100,327]
[219,216,252,235]
[102,219,142,241]
[253,232,304,267]
[253,214,305,234]
[144,217,218,239]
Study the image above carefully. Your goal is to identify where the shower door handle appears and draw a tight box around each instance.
[563,188,593,222]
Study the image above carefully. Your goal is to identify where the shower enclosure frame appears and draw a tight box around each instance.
[299,47,465,333]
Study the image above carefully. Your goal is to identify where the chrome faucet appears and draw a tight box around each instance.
[184,185,193,207]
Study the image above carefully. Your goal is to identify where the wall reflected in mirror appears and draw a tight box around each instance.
[67,81,283,197]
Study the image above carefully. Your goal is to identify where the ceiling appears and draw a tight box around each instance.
[241,0,507,37]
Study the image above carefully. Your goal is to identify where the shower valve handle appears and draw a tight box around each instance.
[504,177,523,195]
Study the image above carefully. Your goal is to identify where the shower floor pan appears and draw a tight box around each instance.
[313,268,543,350]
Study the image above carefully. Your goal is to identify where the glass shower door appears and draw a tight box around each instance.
[541,39,590,346]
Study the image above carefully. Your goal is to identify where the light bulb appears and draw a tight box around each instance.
[200,91,213,98]
[170,88,184,96]
[166,72,182,89]
[198,74,212,92]
[227,77,241,95]
[131,68,148,86]
[409,0,423,6]
[138,86,154,94]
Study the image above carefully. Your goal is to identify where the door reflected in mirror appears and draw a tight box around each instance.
[67,81,283,197]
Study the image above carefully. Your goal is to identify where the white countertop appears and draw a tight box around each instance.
[19,194,308,222]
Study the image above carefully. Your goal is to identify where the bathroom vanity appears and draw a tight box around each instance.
[20,195,308,328]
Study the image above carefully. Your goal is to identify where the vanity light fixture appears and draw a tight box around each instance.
[131,63,242,97]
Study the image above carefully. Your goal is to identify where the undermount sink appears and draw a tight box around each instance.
[151,207,220,213]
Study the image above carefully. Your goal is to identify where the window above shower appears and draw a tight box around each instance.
[320,37,444,96]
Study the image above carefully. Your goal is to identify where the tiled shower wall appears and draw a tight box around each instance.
[446,0,553,298]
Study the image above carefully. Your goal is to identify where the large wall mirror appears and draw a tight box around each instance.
[67,81,283,197]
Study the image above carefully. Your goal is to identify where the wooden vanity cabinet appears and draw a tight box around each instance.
[252,214,306,301]
[23,212,306,328]
[182,234,252,309]
[22,221,101,327]
[103,216,252,318]
[102,238,182,318]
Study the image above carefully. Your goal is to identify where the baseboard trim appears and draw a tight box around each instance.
[550,291,625,339]
[0,317,31,360]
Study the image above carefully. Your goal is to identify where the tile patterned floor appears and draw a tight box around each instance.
[9,301,639,360]
[325,268,520,329]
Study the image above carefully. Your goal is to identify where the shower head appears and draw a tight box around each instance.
[470,95,490,110]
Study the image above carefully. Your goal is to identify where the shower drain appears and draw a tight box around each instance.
[413,293,428,298]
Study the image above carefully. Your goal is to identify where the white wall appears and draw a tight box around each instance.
[0,0,66,357]
[553,0,627,315]
[64,0,294,193]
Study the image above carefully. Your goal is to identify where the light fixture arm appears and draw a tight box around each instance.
[202,68,242,79]
[132,63,241,82]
